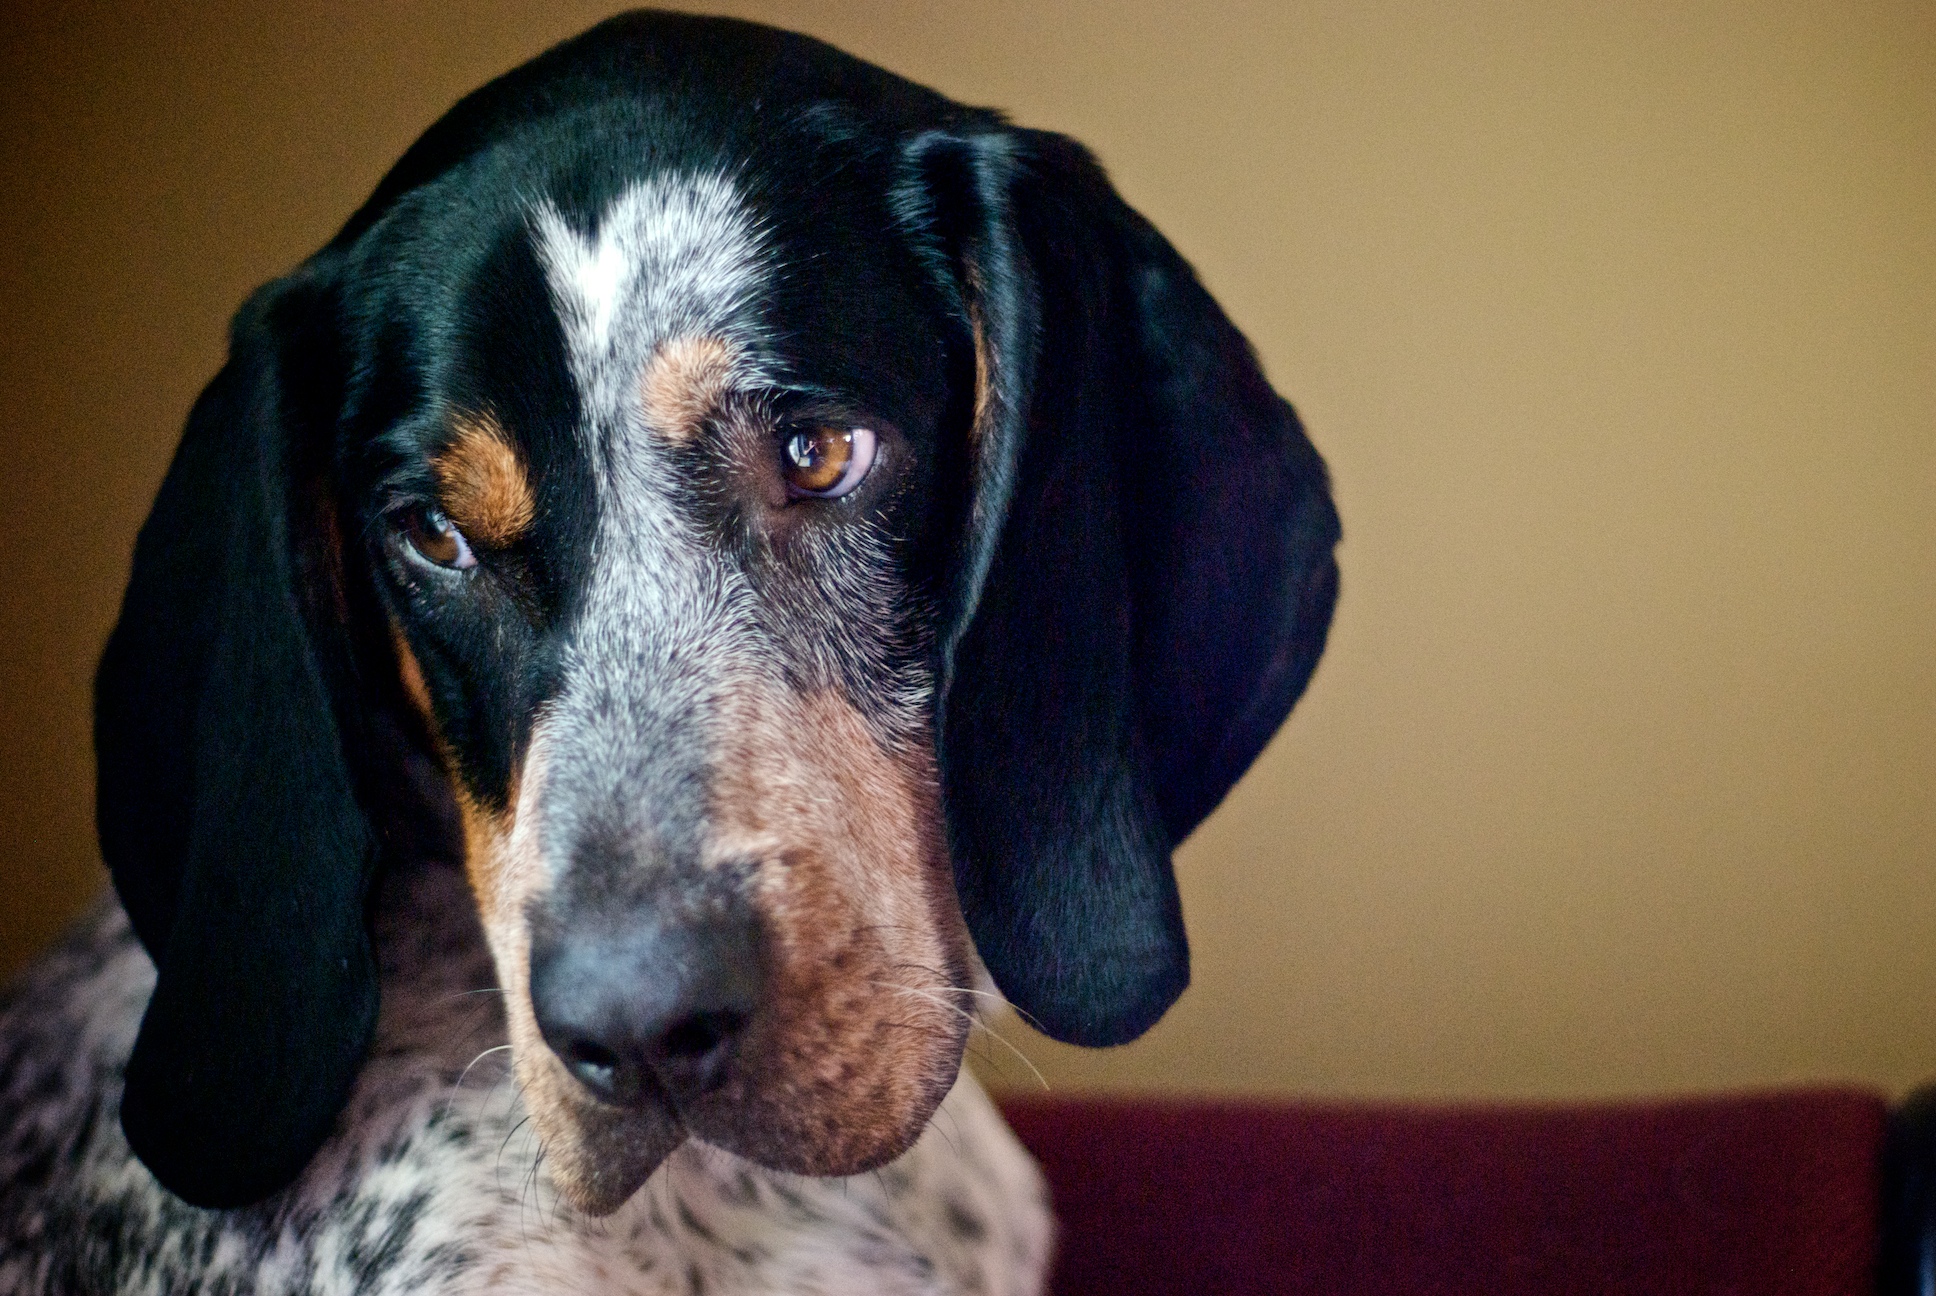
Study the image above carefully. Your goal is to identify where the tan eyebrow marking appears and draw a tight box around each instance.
[640,334,738,443]
[432,412,536,546]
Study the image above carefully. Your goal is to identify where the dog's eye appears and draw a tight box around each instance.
[781,425,876,499]
[398,505,477,570]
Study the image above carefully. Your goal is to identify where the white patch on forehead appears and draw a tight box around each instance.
[530,172,769,427]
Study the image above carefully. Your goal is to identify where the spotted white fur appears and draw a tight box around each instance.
[0,865,1053,1294]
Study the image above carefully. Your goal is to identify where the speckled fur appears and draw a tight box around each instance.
[0,864,1052,1294]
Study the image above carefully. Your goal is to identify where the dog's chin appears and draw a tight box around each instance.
[548,1098,689,1216]
[513,1048,687,1215]
[529,1091,950,1216]
[519,1033,969,1215]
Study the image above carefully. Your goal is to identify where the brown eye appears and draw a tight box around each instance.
[399,505,476,570]
[781,425,876,499]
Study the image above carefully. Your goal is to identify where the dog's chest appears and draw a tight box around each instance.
[0,880,1052,1296]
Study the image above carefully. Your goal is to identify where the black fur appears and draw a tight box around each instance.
[932,131,1340,1044]
[95,271,379,1208]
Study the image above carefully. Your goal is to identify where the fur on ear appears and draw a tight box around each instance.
[94,264,380,1208]
[904,130,1341,1047]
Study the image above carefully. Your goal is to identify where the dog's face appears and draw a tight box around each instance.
[365,161,977,1207]
[95,12,1340,1213]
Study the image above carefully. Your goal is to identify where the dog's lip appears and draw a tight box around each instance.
[554,1047,942,1181]
[546,1084,689,1216]
[675,1080,951,1180]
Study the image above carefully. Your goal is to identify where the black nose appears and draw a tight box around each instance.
[529,911,762,1109]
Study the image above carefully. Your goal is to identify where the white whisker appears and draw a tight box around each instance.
[869,982,1049,1091]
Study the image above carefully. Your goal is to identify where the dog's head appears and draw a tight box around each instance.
[94,12,1339,1212]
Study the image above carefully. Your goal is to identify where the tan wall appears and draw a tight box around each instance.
[1,1,1931,1102]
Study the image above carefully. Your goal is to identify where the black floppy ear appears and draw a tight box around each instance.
[906,130,1341,1047]
[94,262,379,1208]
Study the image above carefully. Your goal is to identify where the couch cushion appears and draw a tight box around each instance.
[1001,1088,1886,1296]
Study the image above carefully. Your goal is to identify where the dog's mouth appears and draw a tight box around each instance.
[459,700,977,1215]
[505,930,975,1214]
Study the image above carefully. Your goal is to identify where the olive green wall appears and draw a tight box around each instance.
[2,1,1931,1100]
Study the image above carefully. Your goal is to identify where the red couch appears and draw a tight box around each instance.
[1002,1085,1936,1295]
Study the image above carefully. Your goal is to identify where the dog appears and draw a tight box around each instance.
[0,11,1339,1292]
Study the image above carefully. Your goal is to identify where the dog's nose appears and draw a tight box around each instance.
[529,914,762,1109]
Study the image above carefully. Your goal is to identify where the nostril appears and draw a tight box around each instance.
[650,1009,747,1094]
[659,1010,741,1061]
[560,1038,643,1106]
